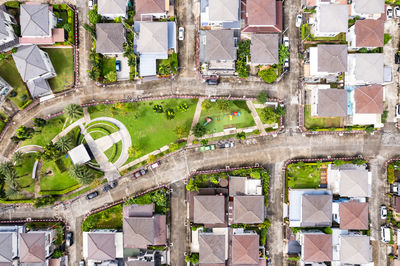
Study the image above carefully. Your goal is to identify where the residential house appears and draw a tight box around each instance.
[0,76,13,106]
[351,84,384,127]
[134,21,176,77]
[199,30,237,75]
[337,201,369,230]
[348,19,384,49]
[229,176,263,196]
[242,0,282,33]
[0,226,23,265]
[192,195,226,226]
[310,88,348,117]
[299,233,332,263]
[198,229,228,265]
[249,34,279,66]
[0,4,18,52]
[232,195,264,224]
[315,2,348,37]
[134,0,172,21]
[309,44,347,78]
[351,0,385,19]
[339,235,372,264]
[200,0,240,29]
[20,231,55,264]
[96,23,125,56]
[19,3,64,45]
[289,189,332,227]
[346,53,384,85]
[12,45,56,99]
[82,231,123,263]
[98,0,129,19]
[231,229,260,265]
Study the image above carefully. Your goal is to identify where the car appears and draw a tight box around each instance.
[200,145,216,151]
[66,232,73,247]
[396,105,400,119]
[133,168,147,178]
[150,161,161,169]
[206,78,219,85]
[381,226,391,242]
[79,260,85,266]
[283,36,289,48]
[178,27,185,41]
[219,142,234,149]
[110,180,117,188]
[381,205,388,219]
[116,60,121,72]
[395,6,400,18]
[86,191,99,200]
[88,0,93,8]
[284,57,289,68]
[295,14,302,27]
[387,6,393,19]
[102,184,112,192]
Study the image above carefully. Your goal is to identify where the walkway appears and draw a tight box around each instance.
[187,99,204,144]
[52,118,85,143]
[247,101,267,135]
[16,145,44,154]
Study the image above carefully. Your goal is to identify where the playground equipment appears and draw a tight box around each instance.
[228,111,241,120]
[203,117,213,126]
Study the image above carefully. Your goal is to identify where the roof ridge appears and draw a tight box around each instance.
[89,234,113,260]
[208,32,232,60]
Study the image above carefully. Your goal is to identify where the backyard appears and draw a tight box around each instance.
[304,105,342,129]
[82,204,123,231]
[43,48,74,92]
[286,162,321,189]
[199,100,256,134]
[102,57,117,83]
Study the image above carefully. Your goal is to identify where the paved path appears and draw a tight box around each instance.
[187,99,204,144]
[247,101,267,135]
[95,132,122,152]
[83,107,90,122]
[52,118,85,143]
[16,145,44,154]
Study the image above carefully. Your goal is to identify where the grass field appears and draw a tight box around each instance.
[286,163,321,189]
[43,48,74,92]
[15,154,36,193]
[20,116,66,147]
[40,156,79,192]
[88,99,197,164]
[304,105,342,129]
[102,57,116,78]
[199,100,255,133]
[82,204,123,231]
[0,58,31,109]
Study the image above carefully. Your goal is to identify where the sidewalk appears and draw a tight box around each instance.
[118,144,170,172]
[247,101,267,135]
[187,99,204,144]
[52,118,85,143]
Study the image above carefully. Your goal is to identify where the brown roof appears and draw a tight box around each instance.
[354,84,383,114]
[199,233,226,264]
[242,0,282,33]
[301,194,332,227]
[303,234,332,262]
[229,176,246,196]
[317,45,348,73]
[123,204,154,218]
[233,196,264,224]
[355,19,384,47]
[339,201,369,229]
[20,233,46,263]
[123,215,166,248]
[134,0,166,21]
[193,195,225,224]
[87,232,116,261]
[317,89,348,117]
[396,196,400,213]
[232,233,259,265]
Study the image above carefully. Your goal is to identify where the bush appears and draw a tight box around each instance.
[52,250,63,259]
[153,104,164,113]
[193,123,206,138]
[177,103,189,112]
[185,253,199,264]
[382,110,388,123]
[200,139,208,146]
[384,34,393,45]
[388,164,395,184]
[34,196,55,208]
[169,143,179,152]
[365,125,374,133]
[260,228,267,246]
[5,1,20,8]
[257,91,267,104]
[236,132,246,140]
[236,40,251,78]
[165,109,175,120]
[323,227,332,234]
[33,118,47,127]
[201,100,212,110]
[258,67,278,83]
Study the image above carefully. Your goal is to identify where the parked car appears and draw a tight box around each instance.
[295,14,302,27]
[178,27,185,41]
[66,232,73,247]
[116,60,121,72]
[283,36,289,48]
[219,142,234,149]
[150,161,161,169]
[133,168,147,178]
[102,184,112,192]
[88,0,93,8]
[110,180,117,188]
[79,260,85,266]
[200,145,216,151]
[381,205,388,219]
[284,58,289,69]
[206,78,219,85]
[396,105,400,119]
[395,6,400,18]
[381,226,391,242]
[387,6,393,19]
[86,191,99,200]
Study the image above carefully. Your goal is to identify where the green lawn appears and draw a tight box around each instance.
[15,153,36,193]
[40,156,79,192]
[88,99,197,164]
[82,204,123,231]
[0,58,31,109]
[104,140,122,163]
[286,163,321,189]
[199,100,255,133]
[102,57,116,77]
[87,122,119,140]
[304,105,342,129]
[20,116,66,147]
[43,48,74,92]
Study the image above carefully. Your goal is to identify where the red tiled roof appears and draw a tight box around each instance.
[303,234,332,262]
[339,201,369,230]
[135,0,166,21]
[396,196,400,213]
[20,233,46,263]
[232,233,259,265]
[355,19,384,47]
[354,84,383,114]
[242,1,282,33]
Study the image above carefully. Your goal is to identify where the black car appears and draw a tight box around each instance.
[86,191,99,200]
[110,180,118,188]
[102,184,112,192]
[66,232,73,247]
[133,169,147,178]
[206,78,219,85]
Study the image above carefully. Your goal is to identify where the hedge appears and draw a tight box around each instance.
[39,183,81,196]
[20,100,33,110]
[0,199,33,204]
[388,164,395,184]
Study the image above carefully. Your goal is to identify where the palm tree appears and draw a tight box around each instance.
[70,164,94,185]
[64,104,83,120]
[4,170,18,190]
[0,161,13,175]
[56,136,73,153]
[12,151,23,165]
[5,187,18,198]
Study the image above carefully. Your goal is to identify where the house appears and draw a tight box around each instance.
[311,88,348,117]
[232,195,264,224]
[0,226,21,265]
[351,0,384,19]
[134,0,172,21]
[192,195,226,225]
[0,4,18,52]
[123,204,167,249]
[348,19,384,49]
[20,231,54,264]
[231,230,260,265]
[200,0,240,29]
[300,233,332,263]
[338,201,369,230]
[199,30,237,75]
[229,176,263,196]
[346,53,384,85]
[82,231,123,262]
[339,235,372,264]
[198,230,228,264]
[134,21,176,77]
[12,45,56,99]
[289,190,332,227]
[351,84,384,127]
[250,34,279,66]
[309,45,347,77]
[96,23,125,55]
[98,0,129,19]
[315,3,348,37]
[0,77,13,106]
[68,144,91,165]
[242,0,282,33]
[19,3,64,45]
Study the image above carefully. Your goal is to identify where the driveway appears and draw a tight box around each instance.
[116,55,130,81]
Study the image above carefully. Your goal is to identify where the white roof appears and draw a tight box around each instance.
[68,144,91,165]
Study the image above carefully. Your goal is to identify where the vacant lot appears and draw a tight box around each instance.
[304,105,342,129]
[43,48,74,92]
[286,163,321,189]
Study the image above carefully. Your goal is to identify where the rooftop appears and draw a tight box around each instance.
[303,233,332,262]
[68,144,91,165]
[301,194,332,227]
[96,23,125,54]
[20,4,50,37]
[199,233,226,264]
[134,0,166,21]
[353,0,384,14]
[12,45,51,82]
[317,89,347,117]
[98,0,128,16]
[317,45,348,73]
[20,232,45,263]
[232,233,259,265]
[339,201,369,230]
[203,30,236,62]
[354,53,384,84]
[354,84,383,114]
[318,4,348,33]
[355,19,384,47]
[86,232,116,261]
[193,195,225,224]
[209,0,239,22]
[233,195,264,224]
[250,34,279,65]
[340,235,372,264]
[339,168,370,197]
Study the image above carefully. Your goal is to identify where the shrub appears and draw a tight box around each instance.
[5,1,20,8]
[153,104,164,113]
[333,160,347,166]
[185,253,199,264]
[52,250,63,259]
[16,125,34,140]
[257,91,267,104]
[260,228,267,245]
[388,164,395,184]
[165,109,175,120]
[382,110,388,123]
[275,104,286,117]
[200,139,208,146]
[193,123,206,138]
[323,227,332,234]
[250,172,260,179]
[34,196,55,208]
[236,132,246,140]
[201,99,212,110]
[384,34,393,45]
[258,67,278,83]
[365,125,374,133]
[169,143,179,152]
[9,91,17,97]
[177,103,189,112]
[105,71,117,82]
[33,118,47,127]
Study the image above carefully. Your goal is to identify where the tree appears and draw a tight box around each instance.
[56,136,73,153]
[88,5,101,24]
[261,107,277,124]
[63,23,72,33]
[216,99,231,111]
[258,68,278,84]
[236,132,246,140]
[41,142,61,161]
[105,71,117,82]
[174,125,188,138]
[200,139,208,146]
[64,104,83,120]
[83,23,96,39]
[279,44,290,65]
[33,118,47,127]
[365,125,374,134]
[275,104,286,117]
[16,125,34,140]
[34,196,55,208]
[0,162,13,176]
[201,99,212,110]
[193,123,206,138]
[257,91,267,104]
[70,164,94,185]
[12,151,23,165]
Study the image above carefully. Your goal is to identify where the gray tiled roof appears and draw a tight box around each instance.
[96,23,125,54]
[233,195,264,224]
[27,77,51,99]
[199,233,226,264]
[87,232,116,261]
[204,30,236,61]
[319,4,348,33]
[137,22,168,54]
[354,0,384,14]
[250,34,279,65]
[0,233,13,263]
[0,6,9,40]
[20,4,50,37]
[193,195,225,224]
[340,235,372,264]
[354,53,384,84]
[339,168,369,197]
[301,194,332,227]
[317,89,347,117]
[12,45,51,82]
[209,0,239,22]
[317,44,348,73]
[98,0,128,16]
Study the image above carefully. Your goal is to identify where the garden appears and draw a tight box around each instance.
[387,160,400,184]
[256,104,285,128]
[52,4,75,45]
[157,52,178,76]
[43,48,74,92]
[304,105,342,130]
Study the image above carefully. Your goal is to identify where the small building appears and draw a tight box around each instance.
[231,230,260,265]
[0,4,18,52]
[83,231,123,262]
[315,3,348,37]
[351,0,384,19]
[229,176,262,196]
[348,19,384,49]
[242,0,282,33]
[68,144,91,165]
[96,23,125,56]
[20,231,55,264]
[98,0,129,19]
[346,53,384,85]
[351,84,384,127]
[200,0,240,29]
[134,0,172,21]
[339,235,372,264]
[250,34,279,66]
[199,230,228,264]
[309,45,348,77]
[338,167,371,198]
[232,195,264,224]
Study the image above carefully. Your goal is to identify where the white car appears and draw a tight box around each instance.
[284,58,289,68]
[395,6,400,18]
[283,36,289,48]
[381,205,387,219]
[88,0,93,8]
[381,226,391,243]
[387,6,393,19]
[178,27,185,41]
[295,14,302,27]
[396,104,400,118]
